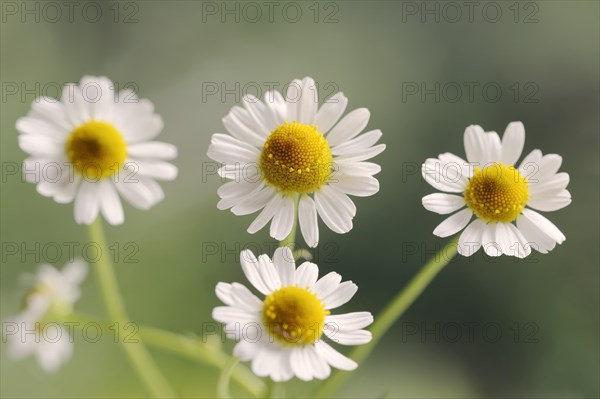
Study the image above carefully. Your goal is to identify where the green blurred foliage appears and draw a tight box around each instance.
[1,1,598,398]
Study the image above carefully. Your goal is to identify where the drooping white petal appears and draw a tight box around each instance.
[520,209,566,245]
[298,195,319,248]
[269,196,295,241]
[457,219,485,256]
[314,188,353,234]
[247,195,285,235]
[432,208,472,237]
[314,341,357,371]
[481,223,502,257]
[98,180,124,225]
[330,174,379,197]
[516,213,557,254]
[322,281,358,310]
[73,180,100,224]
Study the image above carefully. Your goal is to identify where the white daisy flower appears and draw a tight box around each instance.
[422,122,571,258]
[17,76,178,225]
[212,248,373,382]
[4,259,88,373]
[207,77,385,247]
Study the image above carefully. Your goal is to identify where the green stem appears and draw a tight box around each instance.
[137,324,268,398]
[87,218,176,398]
[279,194,300,250]
[315,237,459,398]
[217,356,239,399]
[65,312,268,398]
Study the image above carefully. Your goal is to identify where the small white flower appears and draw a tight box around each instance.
[212,248,373,382]
[422,122,571,258]
[4,259,88,373]
[17,76,178,225]
[207,77,385,247]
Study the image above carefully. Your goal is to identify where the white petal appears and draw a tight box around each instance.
[222,108,266,147]
[233,340,260,362]
[481,224,502,257]
[334,144,385,163]
[290,347,314,381]
[272,247,296,286]
[230,283,263,311]
[422,157,468,193]
[325,329,372,346]
[314,341,357,371]
[326,312,373,331]
[294,261,319,289]
[314,188,353,234]
[97,180,124,225]
[528,190,572,212]
[73,181,100,224]
[463,124,487,166]
[520,209,566,245]
[422,193,466,215]
[326,108,370,147]
[322,281,358,310]
[212,306,256,324]
[314,92,348,133]
[535,154,563,180]
[230,186,276,215]
[501,121,525,165]
[516,213,557,254]
[239,250,270,295]
[127,142,177,160]
[247,195,285,235]
[257,254,282,293]
[331,129,382,156]
[495,222,531,258]
[207,133,260,164]
[115,176,164,210]
[432,208,472,237]
[298,195,319,248]
[457,219,485,256]
[312,272,342,299]
[269,196,295,241]
[297,77,318,125]
[331,175,379,197]
[128,159,177,181]
[215,282,234,306]
[18,134,63,157]
[336,161,381,176]
[305,345,331,380]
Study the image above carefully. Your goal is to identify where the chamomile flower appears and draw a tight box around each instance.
[212,248,373,381]
[17,76,177,225]
[422,122,571,258]
[4,259,88,373]
[207,77,385,247]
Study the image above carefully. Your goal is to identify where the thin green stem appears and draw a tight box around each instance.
[137,324,268,398]
[315,237,459,398]
[217,356,239,399]
[65,312,268,398]
[87,218,176,398]
[279,194,300,250]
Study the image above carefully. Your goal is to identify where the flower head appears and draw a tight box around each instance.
[207,77,385,247]
[422,122,571,257]
[212,248,373,381]
[4,259,88,373]
[17,76,178,225]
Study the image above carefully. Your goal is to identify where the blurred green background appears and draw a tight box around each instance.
[1,1,598,397]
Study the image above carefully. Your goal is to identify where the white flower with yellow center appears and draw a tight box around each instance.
[17,76,177,225]
[207,77,385,247]
[4,259,88,373]
[212,248,373,381]
[422,122,571,258]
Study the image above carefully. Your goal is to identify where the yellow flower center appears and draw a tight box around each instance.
[260,122,332,194]
[464,163,529,223]
[262,286,330,346]
[65,121,127,179]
